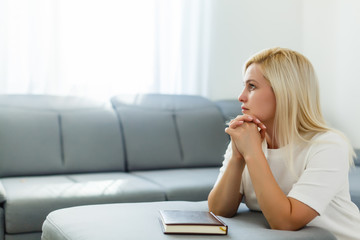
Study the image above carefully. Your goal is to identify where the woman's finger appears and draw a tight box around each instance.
[260,126,266,140]
[229,120,244,129]
[234,114,254,122]
[232,114,266,130]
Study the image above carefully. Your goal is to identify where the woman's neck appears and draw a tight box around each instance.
[264,122,278,149]
[266,134,278,149]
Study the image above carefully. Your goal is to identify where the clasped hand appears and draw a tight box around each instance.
[225,114,266,160]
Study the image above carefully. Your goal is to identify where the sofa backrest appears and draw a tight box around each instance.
[0,95,126,177]
[111,94,230,171]
[355,149,360,167]
[215,100,242,122]
[0,94,241,176]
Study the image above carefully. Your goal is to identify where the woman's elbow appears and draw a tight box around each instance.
[208,201,237,218]
[210,208,237,218]
[208,191,242,218]
[269,221,303,231]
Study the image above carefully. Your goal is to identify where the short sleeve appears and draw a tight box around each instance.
[288,132,350,215]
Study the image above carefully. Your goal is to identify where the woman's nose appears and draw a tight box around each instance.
[238,90,247,103]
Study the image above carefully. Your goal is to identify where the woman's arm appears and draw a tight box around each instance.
[208,140,245,217]
[226,122,319,230]
[245,149,318,230]
[208,115,266,217]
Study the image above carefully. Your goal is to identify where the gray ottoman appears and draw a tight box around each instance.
[41,201,335,240]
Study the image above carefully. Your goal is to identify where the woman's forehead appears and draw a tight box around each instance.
[244,64,268,84]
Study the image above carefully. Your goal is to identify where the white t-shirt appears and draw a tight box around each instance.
[215,131,360,240]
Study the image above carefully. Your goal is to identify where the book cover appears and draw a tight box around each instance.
[159,210,228,235]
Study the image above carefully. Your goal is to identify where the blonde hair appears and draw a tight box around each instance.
[244,47,355,166]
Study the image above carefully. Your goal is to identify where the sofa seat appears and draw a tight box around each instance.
[1,172,166,234]
[133,167,220,201]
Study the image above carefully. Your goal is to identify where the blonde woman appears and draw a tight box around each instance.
[208,47,360,239]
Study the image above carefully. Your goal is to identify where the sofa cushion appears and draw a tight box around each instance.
[132,168,219,201]
[175,108,228,167]
[0,108,63,177]
[0,208,4,240]
[2,173,165,234]
[61,109,125,173]
[6,233,40,240]
[0,95,126,176]
[111,94,229,171]
[114,106,182,170]
[215,99,242,122]
[0,95,104,110]
[112,94,214,110]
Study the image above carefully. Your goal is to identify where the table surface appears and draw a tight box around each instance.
[41,201,335,240]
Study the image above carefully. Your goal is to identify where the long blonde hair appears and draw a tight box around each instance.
[244,47,355,166]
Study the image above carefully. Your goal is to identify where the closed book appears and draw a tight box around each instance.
[159,210,228,235]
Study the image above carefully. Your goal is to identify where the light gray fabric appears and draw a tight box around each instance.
[5,233,41,240]
[175,108,228,167]
[2,173,165,233]
[0,181,6,203]
[61,109,125,172]
[0,95,105,110]
[111,94,213,110]
[354,149,360,166]
[41,201,336,240]
[349,167,360,207]
[0,208,4,240]
[215,99,242,122]
[0,108,63,177]
[116,106,183,170]
[112,94,228,170]
[133,168,219,201]
[0,95,124,177]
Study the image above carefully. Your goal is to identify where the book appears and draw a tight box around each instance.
[159,210,228,235]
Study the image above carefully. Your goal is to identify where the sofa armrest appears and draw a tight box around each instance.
[354,149,360,167]
[0,181,6,203]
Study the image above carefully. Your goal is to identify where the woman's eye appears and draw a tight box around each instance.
[248,84,256,91]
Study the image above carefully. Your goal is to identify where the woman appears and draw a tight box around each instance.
[208,47,360,239]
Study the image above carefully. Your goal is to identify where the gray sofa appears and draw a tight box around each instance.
[0,94,359,240]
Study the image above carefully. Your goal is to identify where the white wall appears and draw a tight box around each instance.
[207,0,360,147]
[334,1,360,148]
[206,0,303,101]
[302,0,360,148]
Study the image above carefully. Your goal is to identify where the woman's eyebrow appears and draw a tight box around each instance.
[244,79,258,84]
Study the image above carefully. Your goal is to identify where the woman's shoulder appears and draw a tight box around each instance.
[311,130,348,145]
[303,130,353,170]
[308,130,350,155]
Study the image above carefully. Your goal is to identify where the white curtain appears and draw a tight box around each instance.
[0,0,213,100]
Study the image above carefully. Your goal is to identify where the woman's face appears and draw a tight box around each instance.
[238,63,276,126]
